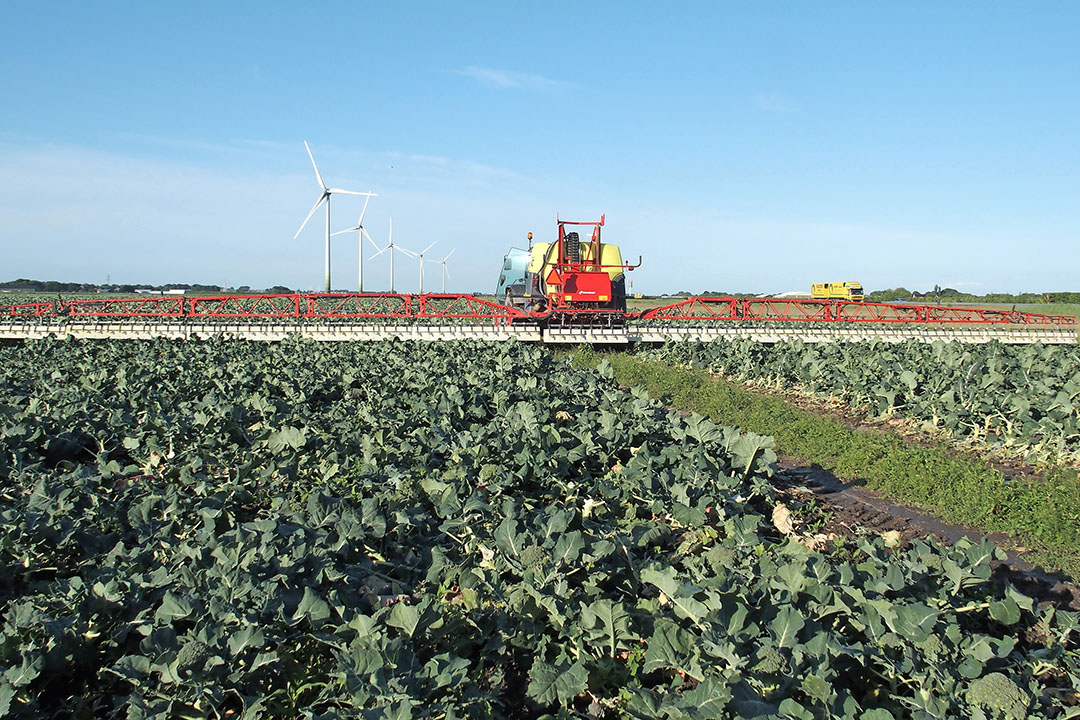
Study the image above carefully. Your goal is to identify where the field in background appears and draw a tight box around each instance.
[1011,303,1080,320]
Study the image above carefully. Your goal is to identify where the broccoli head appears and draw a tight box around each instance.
[176,640,213,675]
[966,672,1030,720]
[519,545,547,569]
[751,645,786,675]
[916,633,946,660]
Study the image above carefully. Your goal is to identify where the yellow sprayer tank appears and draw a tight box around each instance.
[529,243,626,288]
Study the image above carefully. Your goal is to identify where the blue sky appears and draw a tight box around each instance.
[1,2,1077,294]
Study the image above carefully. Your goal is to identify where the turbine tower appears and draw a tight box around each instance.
[431,249,455,293]
[329,195,381,292]
[373,217,416,293]
[294,141,374,292]
[414,241,437,294]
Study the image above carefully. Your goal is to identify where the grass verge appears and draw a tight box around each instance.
[573,348,1080,578]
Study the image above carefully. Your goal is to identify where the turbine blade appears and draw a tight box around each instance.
[357,195,372,226]
[362,227,383,253]
[444,266,451,280]
[442,249,455,262]
[294,194,327,239]
[420,241,437,255]
[328,188,375,196]
[330,226,359,236]
[304,141,326,190]
[397,247,418,258]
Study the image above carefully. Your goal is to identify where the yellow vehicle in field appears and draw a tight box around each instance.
[811,282,864,301]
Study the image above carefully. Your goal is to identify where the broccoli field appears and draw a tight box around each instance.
[638,339,1080,465]
[0,338,1078,718]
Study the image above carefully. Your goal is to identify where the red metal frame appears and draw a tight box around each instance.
[305,293,412,318]
[635,297,740,321]
[64,296,185,317]
[743,299,835,322]
[635,297,1077,326]
[4,293,1075,328]
[1,302,54,318]
[418,294,530,322]
[1000,310,1080,325]
[922,305,1061,325]
[834,302,924,323]
[189,294,299,318]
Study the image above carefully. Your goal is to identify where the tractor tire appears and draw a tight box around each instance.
[566,232,581,263]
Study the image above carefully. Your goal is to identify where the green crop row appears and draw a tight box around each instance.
[579,349,1080,579]
[636,339,1080,465]
[0,339,1077,718]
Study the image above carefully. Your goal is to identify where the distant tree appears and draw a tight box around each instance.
[866,287,920,302]
[1,278,39,290]
[266,285,292,294]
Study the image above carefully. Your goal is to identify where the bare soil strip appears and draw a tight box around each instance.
[773,458,1080,611]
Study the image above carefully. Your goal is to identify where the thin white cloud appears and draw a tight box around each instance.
[111,133,291,158]
[755,92,800,114]
[371,150,536,190]
[451,65,571,92]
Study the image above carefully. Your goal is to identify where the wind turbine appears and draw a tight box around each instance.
[329,195,381,292]
[294,141,375,292]
[428,249,455,293]
[372,217,416,293]
[413,241,438,294]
